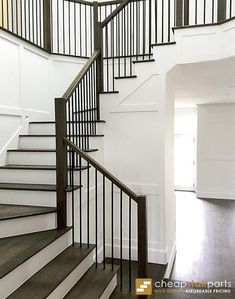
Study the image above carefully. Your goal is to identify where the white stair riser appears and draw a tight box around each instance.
[7,152,56,165]
[0,168,95,185]
[29,123,104,135]
[0,213,57,238]
[0,189,88,210]
[0,189,57,207]
[19,136,103,150]
[100,275,117,299]
[7,151,99,166]
[47,251,94,299]
[0,230,72,299]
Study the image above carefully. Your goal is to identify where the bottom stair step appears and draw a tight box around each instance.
[65,264,119,299]
[0,228,71,279]
[0,228,72,298]
[8,244,95,299]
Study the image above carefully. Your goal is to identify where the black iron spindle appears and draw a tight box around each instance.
[111,182,114,270]
[162,0,164,43]
[71,149,75,245]
[79,155,82,246]
[87,161,90,247]
[120,190,123,290]
[129,196,132,292]
[103,175,106,269]
[95,169,98,267]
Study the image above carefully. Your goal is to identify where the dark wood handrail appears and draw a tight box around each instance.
[64,137,139,201]
[101,0,131,27]
[68,0,94,6]
[63,50,101,100]
[98,0,123,6]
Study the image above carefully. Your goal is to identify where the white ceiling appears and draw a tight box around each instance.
[170,56,235,107]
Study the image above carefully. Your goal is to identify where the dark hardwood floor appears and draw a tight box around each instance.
[109,259,166,298]
[171,192,235,285]
[111,192,235,298]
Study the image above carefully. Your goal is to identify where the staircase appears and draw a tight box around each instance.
[0,0,233,298]
[0,119,121,299]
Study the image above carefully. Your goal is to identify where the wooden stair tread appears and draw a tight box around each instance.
[65,264,119,299]
[29,120,105,124]
[0,165,88,171]
[133,59,155,64]
[114,75,137,80]
[19,134,104,137]
[0,183,81,192]
[7,148,99,153]
[0,204,56,221]
[0,228,71,278]
[8,244,95,299]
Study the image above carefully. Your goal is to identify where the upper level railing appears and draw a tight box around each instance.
[1,0,234,57]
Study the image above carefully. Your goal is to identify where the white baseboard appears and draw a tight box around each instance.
[105,242,168,265]
[164,241,176,279]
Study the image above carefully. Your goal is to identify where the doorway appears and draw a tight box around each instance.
[174,107,197,191]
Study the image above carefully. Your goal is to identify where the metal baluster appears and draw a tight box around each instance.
[111,18,115,91]
[71,150,75,245]
[74,2,76,55]
[230,0,232,18]
[129,196,132,292]
[68,0,71,55]
[204,0,206,24]
[36,0,38,45]
[105,24,109,91]
[124,7,127,76]
[32,0,35,43]
[168,0,170,42]
[85,4,87,57]
[79,3,82,56]
[87,161,90,247]
[57,0,59,52]
[95,169,98,267]
[143,0,146,58]
[79,155,82,246]
[155,0,158,43]
[120,190,123,290]
[103,175,106,269]
[162,0,164,43]
[149,0,152,55]
[63,0,65,53]
[111,182,114,270]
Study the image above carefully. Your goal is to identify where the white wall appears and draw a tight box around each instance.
[100,44,177,265]
[0,29,87,165]
[197,103,235,200]
[174,17,235,63]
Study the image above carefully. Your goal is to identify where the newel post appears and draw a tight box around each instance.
[55,98,67,229]
[93,1,103,120]
[137,195,148,279]
[43,0,52,52]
